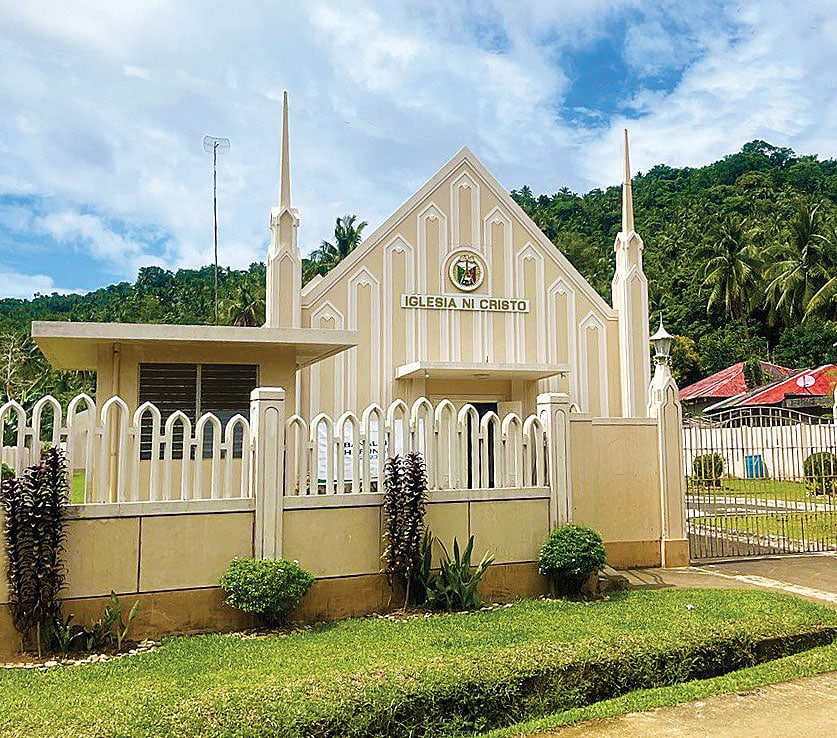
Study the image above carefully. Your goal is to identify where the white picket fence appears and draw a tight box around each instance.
[0,394,251,503]
[286,398,547,496]
[1,393,548,505]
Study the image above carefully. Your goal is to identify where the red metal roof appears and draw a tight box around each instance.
[740,364,837,406]
[679,361,795,402]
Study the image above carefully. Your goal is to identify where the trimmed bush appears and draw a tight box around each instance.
[538,524,606,595]
[692,452,724,487]
[803,451,837,497]
[220,558,315,626]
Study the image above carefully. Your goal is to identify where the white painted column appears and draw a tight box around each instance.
[250,387,287,559]
[537,392,572,529]
[647,363,689,567]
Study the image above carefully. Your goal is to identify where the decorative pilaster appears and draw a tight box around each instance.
[265,91,302,328]
[536,392,573,529]
[647,341,689,567]
[612,130,650,417]
[250,387,286,559]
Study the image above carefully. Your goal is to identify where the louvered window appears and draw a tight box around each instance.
[138,363,258,459]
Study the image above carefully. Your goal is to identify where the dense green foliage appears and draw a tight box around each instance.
[0,447,68,656]
[537,524,606,595]
[803,451,837,497]
[512,140,837,383]
[0,590,834,737]
[219,558,315,626]
[3,140,837,407]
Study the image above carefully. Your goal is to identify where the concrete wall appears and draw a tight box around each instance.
[570,416,663,568]
[0,491,557,657]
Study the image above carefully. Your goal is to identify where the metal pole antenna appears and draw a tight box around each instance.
[203,135,230,325]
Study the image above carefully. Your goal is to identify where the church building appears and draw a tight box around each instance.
[33,93,650,427]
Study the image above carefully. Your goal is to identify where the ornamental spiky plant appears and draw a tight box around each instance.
[382,452,428,609]
[1,446,68,656]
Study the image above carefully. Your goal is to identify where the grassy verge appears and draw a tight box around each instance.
[695,512,837,540]
[1,589,836,737]
[486,638,837,736]
[687,478,833,502]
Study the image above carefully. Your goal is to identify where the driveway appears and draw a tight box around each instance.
[620,552,837,607]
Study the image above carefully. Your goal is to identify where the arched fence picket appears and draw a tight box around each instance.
[1,392,553,506]
[0,393,252,505]
[283,396,549,497]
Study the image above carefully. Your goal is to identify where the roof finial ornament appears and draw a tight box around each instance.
[621,128,634,234]
[280,90,291,209]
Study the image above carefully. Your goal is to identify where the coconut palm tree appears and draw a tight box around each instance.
[764,202,831,326]
[698,214,760,329]
[220,275,265,327]
[308,214,368,276]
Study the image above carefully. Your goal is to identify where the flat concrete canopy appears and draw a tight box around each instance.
[395,361,568,381]
[32,321,359,370]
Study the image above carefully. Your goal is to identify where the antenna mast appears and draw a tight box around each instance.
[203,135,231,324]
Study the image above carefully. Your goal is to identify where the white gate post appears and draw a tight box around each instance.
[537,392,572,529]
[250,387,286,559]
[647,358,689,567]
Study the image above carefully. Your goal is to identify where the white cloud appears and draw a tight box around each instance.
[0,0,835,297]
[0,270,80,299]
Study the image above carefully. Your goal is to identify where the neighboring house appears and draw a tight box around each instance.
[703,364,837,416]
[679,361,795,416]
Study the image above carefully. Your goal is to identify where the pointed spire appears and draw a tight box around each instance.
[280,90,291,209]
[621,128,634,234]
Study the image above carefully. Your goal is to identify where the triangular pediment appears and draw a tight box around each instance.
[302,146,613,318]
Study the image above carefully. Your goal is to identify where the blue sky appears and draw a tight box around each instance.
[0,0,835,298]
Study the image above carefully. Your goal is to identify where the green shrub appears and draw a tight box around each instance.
[422,534,494,611]
[693,452,724,487]
[538,524,606,595]
[0,462,14,481]
[220,558,315,626]
[804,451,837,496]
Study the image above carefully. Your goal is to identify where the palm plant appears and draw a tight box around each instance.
[804,222,837,320]
[697,215,760,331]
[764,202,832,326]
[308,214,368,277]
[220,276,265,327]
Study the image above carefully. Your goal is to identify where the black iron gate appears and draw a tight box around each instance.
[683,406,837,560]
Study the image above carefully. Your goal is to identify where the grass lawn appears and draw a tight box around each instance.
[694,511,837,542]
[70,470,85,503]
[1,589,836,737]
[688,477,832,502]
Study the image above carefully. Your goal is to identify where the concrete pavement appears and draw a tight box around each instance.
[620,552,837,607]
[536,672,837,737]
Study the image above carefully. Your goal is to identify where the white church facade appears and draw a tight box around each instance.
[270,96,650,422]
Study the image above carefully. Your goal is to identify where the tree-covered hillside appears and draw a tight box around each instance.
[512,140,837,383]
[2,140,837,406]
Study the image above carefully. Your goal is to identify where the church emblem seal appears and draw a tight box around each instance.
[448,251,485,292]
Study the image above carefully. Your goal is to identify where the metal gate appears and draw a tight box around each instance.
[683,406,837,560]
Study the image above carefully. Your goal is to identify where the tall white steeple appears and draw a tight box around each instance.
[612,129,650,417]
[265,91,302,328]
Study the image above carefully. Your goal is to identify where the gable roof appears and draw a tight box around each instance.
[720,364,837,408]
[301,146,615,318]
[679,360,795,402]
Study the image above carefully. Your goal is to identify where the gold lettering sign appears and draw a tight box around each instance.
[400,294,529,313]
